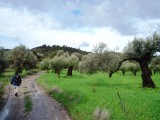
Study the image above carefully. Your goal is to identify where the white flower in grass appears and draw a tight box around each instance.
[93,107,109,120]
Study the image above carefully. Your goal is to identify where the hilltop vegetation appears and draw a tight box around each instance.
[31,44,89,58]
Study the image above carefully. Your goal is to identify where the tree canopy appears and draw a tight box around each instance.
[79,42,123,77]
[8,44,37,73]
[123,32,160,88]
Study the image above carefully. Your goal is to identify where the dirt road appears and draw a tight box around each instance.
[0,73,71,120]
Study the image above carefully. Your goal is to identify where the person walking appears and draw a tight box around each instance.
[11,72,22,97]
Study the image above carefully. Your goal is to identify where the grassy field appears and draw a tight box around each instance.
[37,70,160,120]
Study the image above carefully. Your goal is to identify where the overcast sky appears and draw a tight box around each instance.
[0,0,160,52]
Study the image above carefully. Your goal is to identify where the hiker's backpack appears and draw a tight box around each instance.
[15,76,21,86]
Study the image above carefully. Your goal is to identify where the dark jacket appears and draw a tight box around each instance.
[11,75,22,86]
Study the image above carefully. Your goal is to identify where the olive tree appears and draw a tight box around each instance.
[120,61,130,75]
[127,62,140,76]
[50,54,67,78]
[123,32,160,88]
[23,50,38,71]
[94,43,123,77]
[66,53,80,76]
[102,51,122,77]
[120,61,140,76]
[79,42,122,77]
[39,58,50,73]
[50,51,81,77]
[150,56,160,74]
[9,44,37,73]
[79,53,98,74]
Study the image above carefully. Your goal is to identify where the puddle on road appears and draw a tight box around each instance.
[0,108,9,120]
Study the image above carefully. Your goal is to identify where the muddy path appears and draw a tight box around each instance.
[0,72,71,120]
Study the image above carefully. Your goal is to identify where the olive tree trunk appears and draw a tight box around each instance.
[16,66,22,73]
[67,66,73,76]
[56,69,60,78]
[109,72,113,78]
[122,70,125,76]
[139,60,155,88]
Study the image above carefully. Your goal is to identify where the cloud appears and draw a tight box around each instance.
[0,0,160,52]
[0,6,61,33]
[1,0,160,35]
[136,19,160,35]
[13,27,133,52]
[0,35,23,48]
[78,41,89,48]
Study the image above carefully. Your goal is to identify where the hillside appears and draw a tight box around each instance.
[31,44,89,58]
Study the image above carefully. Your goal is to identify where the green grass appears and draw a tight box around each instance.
[37,70,160,120]
[24,95,32,112]
[0,70,14,97]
